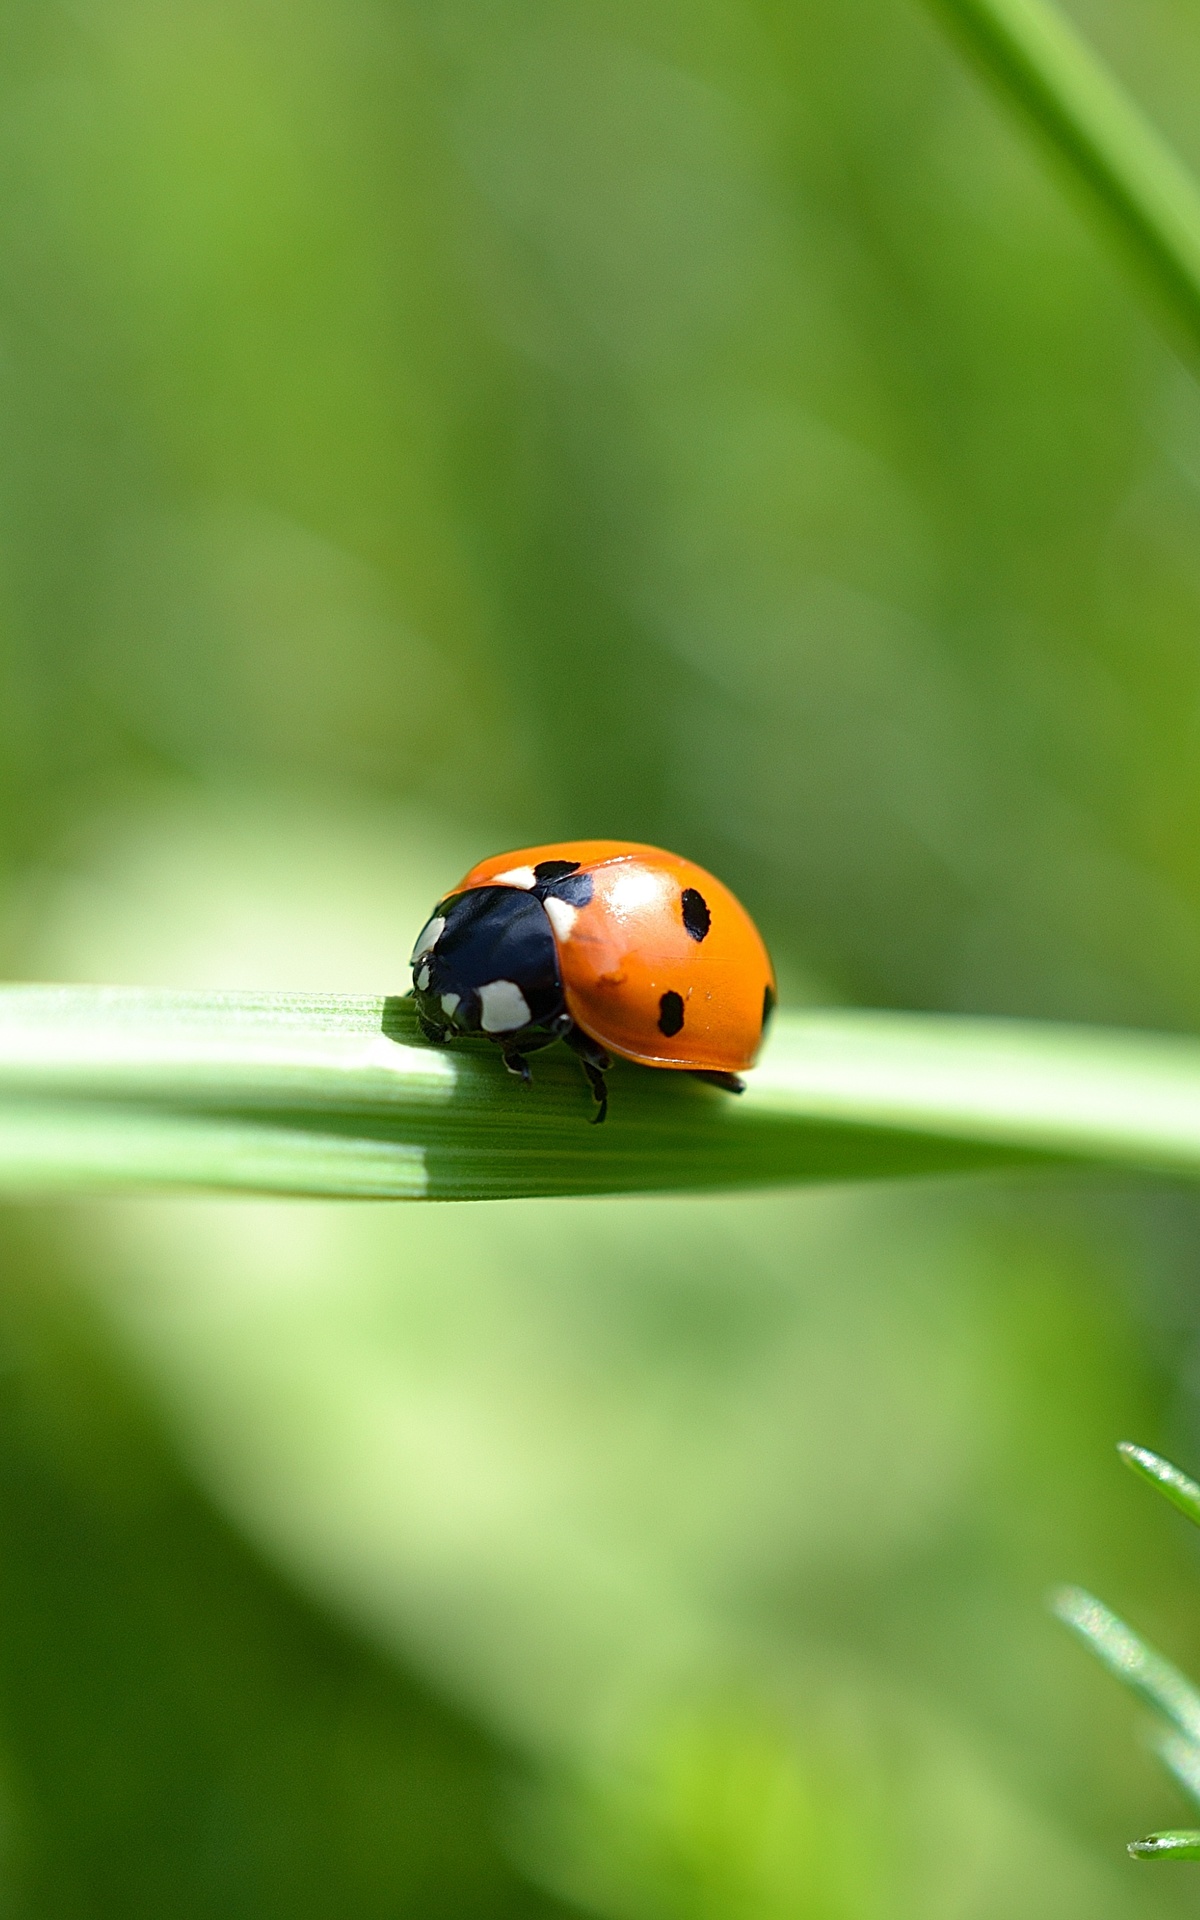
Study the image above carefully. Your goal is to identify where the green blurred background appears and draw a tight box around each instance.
[5,0,1200,1911]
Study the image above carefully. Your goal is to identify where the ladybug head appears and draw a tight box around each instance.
[410,885,567,1041]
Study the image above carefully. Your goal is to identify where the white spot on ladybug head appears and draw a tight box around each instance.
[477,979,532,1032]
[542,896,577,941]
[440,992,460,1017]
[492,865,537,890]
[410,915,446,964]
[415,963,432,992]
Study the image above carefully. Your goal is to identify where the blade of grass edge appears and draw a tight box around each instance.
[922,0,1200,354]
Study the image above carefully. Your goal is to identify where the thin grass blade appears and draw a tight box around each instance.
[8,987,1200,1197]
[1129,1831,1200,1861]
[1052,1587,1200,1747]
[924,0,1200,352]
[1152,1729,1200,1810]
[1119,1444,1200,1529]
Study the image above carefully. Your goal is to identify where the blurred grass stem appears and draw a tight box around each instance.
[1052,1586,1200,1747]
[928,0,1200,351]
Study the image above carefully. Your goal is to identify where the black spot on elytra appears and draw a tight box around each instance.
[680,887,711,942]
[762,982,777,1034]
[534,860,579,882]
[658,990,685,1037]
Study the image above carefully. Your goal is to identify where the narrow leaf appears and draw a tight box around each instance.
[7,987,1200,1197]
[1052,1587,1200,1747]
[1119,1443,1200,1530]
[1153,1729,1200,1810]
[1129,1831,1200,1861]
[925,0,1200,352]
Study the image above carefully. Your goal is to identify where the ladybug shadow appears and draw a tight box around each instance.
[377,992,747,1193]
[380,991,620,1123]
[376,996,999,1198]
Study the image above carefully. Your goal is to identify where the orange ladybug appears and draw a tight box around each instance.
[409,841,776,1121]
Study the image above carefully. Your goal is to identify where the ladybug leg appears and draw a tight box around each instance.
[689,1070,745,1095]
[502,1046,534,1088]
[578,1057,608,1124]
[417,1013,448,1044]
[563,1025,610,1124]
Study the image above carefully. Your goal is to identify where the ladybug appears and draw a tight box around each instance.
[408,841,776,1122]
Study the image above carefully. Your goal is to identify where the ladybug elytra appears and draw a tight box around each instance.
[409,841,776,1122]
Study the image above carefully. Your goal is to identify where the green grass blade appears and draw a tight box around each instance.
[1129,1831,1200,1861]
[925,0,1200,350]
[10,986,1200,1196]
[1119,1444,1200,1529]
[1152,1730,1200,1810]
[1052,1587,1200,1747]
